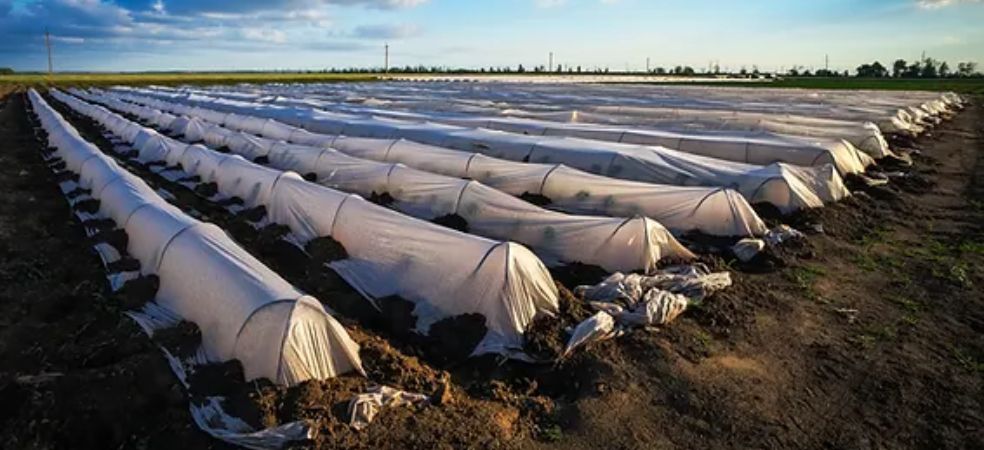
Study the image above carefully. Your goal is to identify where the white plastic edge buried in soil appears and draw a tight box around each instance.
[53,88,562,359]
[28,89,364,450]
[247,97,876,177]
[122,87,850,214]
[103,88,769,238]
[80,89,697,272]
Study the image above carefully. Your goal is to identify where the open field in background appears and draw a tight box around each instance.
[3,73,984,93]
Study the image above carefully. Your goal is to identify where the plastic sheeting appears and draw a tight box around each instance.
[120,87,850,214]
[32,89,364,387]
[288,91,895,160]
[55,89,561,356]
[104,89,770,238]
[563,264,731,355]
[235,98,875,176]
[81,88,697,272]
[163,83,921,156]
[505,107,895,159]
[259,81,960,136]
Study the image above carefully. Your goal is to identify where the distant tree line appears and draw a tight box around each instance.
[0,67,14,75]
[855,58,979,78]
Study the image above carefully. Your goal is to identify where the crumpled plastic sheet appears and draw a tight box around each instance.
[564,264,732,355]
[191,397,315,450]
[732,238,766,262]
[348,386,430,431]
[160,346,315,450]
[732,225,806,262]
[764,224,805,247]
[576,264,732,305]
[562,311,621,357]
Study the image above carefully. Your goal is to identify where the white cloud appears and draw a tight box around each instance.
[917,0,982,9]
[242,28,288,43]
[352,23,421,39]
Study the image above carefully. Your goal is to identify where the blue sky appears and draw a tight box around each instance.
[0,0,981,72]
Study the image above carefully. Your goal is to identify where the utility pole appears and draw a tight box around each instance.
[384,43,389,73]
[825,54,829,72]
[45,28,53,75]
[646,57,650,73]
[549,52,553,72]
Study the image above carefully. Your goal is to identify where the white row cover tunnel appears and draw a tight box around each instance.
[119,87,850,214]
[52,89,562,356]
[74,88,697,273]
[29,89,364,386]
[100,89,770,238]
[190,90,876,176]
[230,81,960,137]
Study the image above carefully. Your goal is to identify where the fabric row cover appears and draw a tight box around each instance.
[220,94,875,176]
[31,89,363,386]
[105,89,768,238]
[78,88,695,272]
[273,81,959,136]
[273,81,959,137]
[54,89,561,356]
[119,87,850,214]
[271,90,894,161]
[167,82,896,157]
[499,107,895,160]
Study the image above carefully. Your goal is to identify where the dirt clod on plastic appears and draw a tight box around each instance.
[431,213,469,233]
[153,320,202,360]
[368,191,395,206]
[115,275,160,310]
[193,182,218,198]
[306,236,349,265]
[425,313,487,365]
[524,283,592,360]
[550,262,609,288]
[519,192,553,206]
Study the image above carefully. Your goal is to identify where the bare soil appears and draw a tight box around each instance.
[1,85,981,450]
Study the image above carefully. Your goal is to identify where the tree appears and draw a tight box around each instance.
[903,61,922,78]
[957,62,978,77]
[517,64,525,73]
[682,66,695,75]
[556,64,562,73]
[920,58,938,78]
[939,61,950,78]
[0,67,12,75]
[856,61,888,78]
[892,59,907,78]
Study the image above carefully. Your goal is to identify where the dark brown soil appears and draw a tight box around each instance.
[306,235,349,264]
[6,86,982,450]
[431,212,469,232]
[519,192,553,206]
